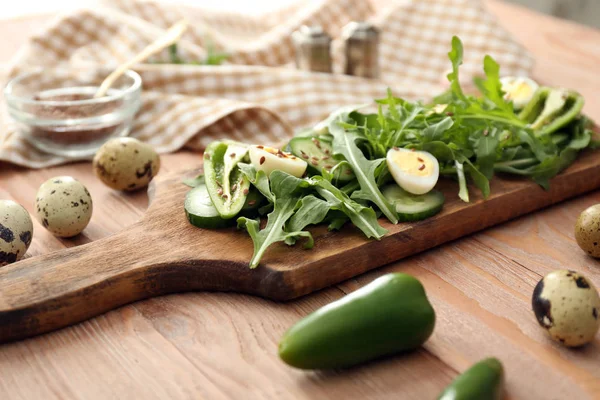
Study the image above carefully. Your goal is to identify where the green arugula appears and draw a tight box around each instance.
[237,170,315,268]
[328,117,398,224]
[238,163,274,202]
[286,195,331,239]
[182,173,205,188]
[313,177,387,239]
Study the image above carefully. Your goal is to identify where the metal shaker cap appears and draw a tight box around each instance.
[342,21,379,79]
[292,25,332,73]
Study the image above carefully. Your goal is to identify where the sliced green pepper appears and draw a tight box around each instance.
[519,87,584,136]
[437,357,504,400]
[278,273,435,369]
[203,140,251,219]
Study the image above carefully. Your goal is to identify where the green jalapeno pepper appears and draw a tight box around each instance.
[278,273,435,369]
[519,87,584,136]
[437,357,504,400]
[203,140,251,219]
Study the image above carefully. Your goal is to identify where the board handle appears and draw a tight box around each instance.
[0,223,246,344]
[0,224,157,342]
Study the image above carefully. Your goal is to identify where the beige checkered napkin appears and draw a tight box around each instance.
[0,0,534,168]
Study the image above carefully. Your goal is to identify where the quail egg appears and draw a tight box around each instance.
[500,76,539,110]
[575,204,600,257]
[0,200,33,266]
[532,270,600,347]
[35,176,93,238]
[93,137,160,191]
[249,145,307,178]
[386,148,439,195]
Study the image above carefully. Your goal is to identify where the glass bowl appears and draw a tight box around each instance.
[4,68,142,157]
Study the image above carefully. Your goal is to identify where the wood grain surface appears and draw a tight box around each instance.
[3,147,600,344]
[1,1,600,399]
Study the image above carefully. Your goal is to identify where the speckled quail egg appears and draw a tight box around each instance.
[35,176,93,238]
[0,200,33,266]
[93,137,160,191]
[575,204,600,258]
[532,270,600,347]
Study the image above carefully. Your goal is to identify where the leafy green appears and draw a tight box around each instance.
[477,55,514,114]
[157,42,228,66]
[475,131,499,179]
[287,195,331,234]
[182,173,205,188]
[237,171,315,268]
[237,203,313,269]
[238,163,273,202]
[447,36,467,103]
[422,117,454,143]
[313,177,387,239]
[328,116,398,223]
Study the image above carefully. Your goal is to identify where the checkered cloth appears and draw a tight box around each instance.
[0,0,533,168]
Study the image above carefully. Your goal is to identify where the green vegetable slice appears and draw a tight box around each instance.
[185,184,234,229]
[204,141,251,219]
[382,185,445,222]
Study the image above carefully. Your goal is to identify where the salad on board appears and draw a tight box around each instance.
[183,36,596,268]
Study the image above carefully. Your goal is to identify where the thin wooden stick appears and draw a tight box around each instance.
[94,19,189,98]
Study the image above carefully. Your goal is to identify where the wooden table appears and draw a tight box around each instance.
[2,1,600,399]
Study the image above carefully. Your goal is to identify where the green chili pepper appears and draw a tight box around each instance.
[203,140,251,219]
[437,357,504,400]
[278,273,435,369]
[519,87,584,136]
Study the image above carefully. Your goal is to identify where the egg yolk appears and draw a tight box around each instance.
[390,150,433,176]
[505,81,533,100]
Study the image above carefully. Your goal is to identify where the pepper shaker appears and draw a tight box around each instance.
[292,25,332,73]
[342,22,379,78]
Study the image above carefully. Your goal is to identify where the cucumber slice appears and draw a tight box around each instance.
[185,184,235,229]
[288,136,354,182]
[382,185,444,222]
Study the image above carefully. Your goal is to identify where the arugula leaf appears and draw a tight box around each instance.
[236,171,315,268]
[328,117,398,223]
[326,210,349,231]
[479,55,514,114]
[270,170,314,198]
[455,160,469,202]
[423,117,454,143]
[237,203,313,269]
[286,195,331,234]
[385,88,402,122]
[476,129,499,179]
[421,141,456,162]
[314,177,387,239]
[447,36,468,103]
[314,104,369,133]
[182,173,205,188]
[465,161,491,199]
[390,104,423,146]
[238,163,274,202]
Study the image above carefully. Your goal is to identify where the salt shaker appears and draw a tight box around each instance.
[292,25,332,73]
[342,22,379,78]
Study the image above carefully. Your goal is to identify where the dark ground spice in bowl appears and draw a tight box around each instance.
[29,92,124,147]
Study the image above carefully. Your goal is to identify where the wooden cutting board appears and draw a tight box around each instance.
[1,149,600,343]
